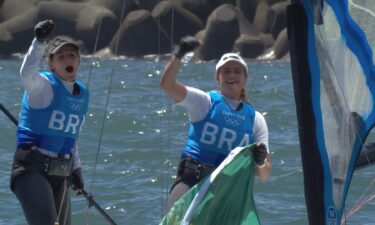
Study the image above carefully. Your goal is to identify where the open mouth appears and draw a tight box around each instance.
[66,66,74,73]
[226,81,237,85]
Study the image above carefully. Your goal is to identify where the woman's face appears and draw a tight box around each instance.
[216,61,247,100]
[49,46,80,82]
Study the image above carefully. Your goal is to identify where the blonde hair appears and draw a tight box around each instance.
[241,88,250,103]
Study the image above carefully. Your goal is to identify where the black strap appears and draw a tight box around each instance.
[73,82,80,95]
[179,158,214,180]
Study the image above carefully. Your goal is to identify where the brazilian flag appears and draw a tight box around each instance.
[160,144,260,225]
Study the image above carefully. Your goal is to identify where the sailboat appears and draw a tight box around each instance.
[287,0,375,224]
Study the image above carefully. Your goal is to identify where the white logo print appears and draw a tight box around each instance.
[69,103,82,111]
[224,116,242,127]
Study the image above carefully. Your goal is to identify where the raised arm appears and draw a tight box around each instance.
[160,56,187,102]
[20,39,49,97]
[160,36,201,102]
[20,20,55,109]
[20,20,54,86]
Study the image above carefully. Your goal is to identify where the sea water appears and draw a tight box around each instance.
[0,57,373,225]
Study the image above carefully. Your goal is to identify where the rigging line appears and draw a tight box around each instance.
[156,0,164,218]
[341,191,375,224]
[88,0,127,195]
[357,176,375,201]
[159,4,180,220]
[341,177,375,221]
[89,52,114,194]
[81,11,104,225]
[156,0,166,217]
[167,2,174,199]
[55,181,69,225]
[86,16,103,89]
[84,6,105,193]
[81,189,118,225]
[162,5,175,218]
[350,0,375,17]
[0,102,18,126]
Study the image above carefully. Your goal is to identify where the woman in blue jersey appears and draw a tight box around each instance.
[160,36,271,211]
[10,20,89,225]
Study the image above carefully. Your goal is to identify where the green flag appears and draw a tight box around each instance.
[160,144,260,225]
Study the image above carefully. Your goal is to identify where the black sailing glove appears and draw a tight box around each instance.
[71,168,84,195]
[253,143,267,167]
[174,36,201,59]
[34,20,54,42]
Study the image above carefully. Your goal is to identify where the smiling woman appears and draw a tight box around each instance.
[159,35,272,215]
[215,53,248,102]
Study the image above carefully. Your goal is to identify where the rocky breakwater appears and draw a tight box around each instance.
[0,0,290,60]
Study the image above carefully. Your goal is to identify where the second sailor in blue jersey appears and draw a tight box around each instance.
[11,20,89,225]
[160,36,271,211]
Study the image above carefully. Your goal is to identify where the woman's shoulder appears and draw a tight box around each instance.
[75,80,87,89]
[254,111,267,126]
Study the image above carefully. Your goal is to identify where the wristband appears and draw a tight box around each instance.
[256,158,267,168]
[174,49,184,59]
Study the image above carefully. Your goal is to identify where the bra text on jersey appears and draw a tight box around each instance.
[48,110,82,134]
[200,122,250,150]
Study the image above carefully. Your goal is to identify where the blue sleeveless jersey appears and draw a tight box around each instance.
[17,71,89,154]
[182,91,255,167]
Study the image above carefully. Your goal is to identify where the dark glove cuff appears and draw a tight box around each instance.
[256,159,267,168]
[174,48,185,59]
[36,37,45,43]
